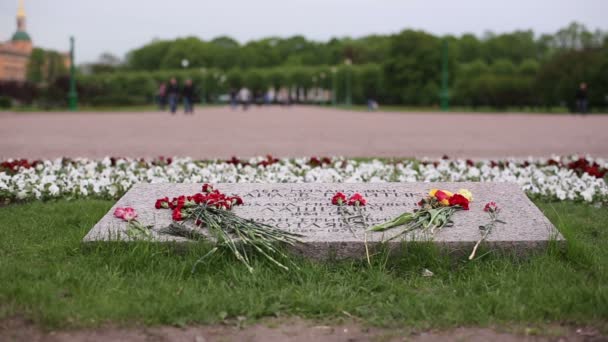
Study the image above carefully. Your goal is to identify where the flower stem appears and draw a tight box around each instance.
[468,228,491,260]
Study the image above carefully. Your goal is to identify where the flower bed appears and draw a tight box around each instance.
[0,155,606,205]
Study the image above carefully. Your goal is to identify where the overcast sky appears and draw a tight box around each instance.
[0,0,606,63]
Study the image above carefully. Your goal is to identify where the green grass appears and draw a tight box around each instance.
[335,104,608,114]
[0,199,607,329]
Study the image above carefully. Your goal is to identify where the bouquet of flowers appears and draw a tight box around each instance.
[155,184,302,273]
[331,192,367,238]
[369,189,473,240]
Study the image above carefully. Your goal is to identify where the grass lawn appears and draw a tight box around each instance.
[334,105,575,113]
[0,199,606,330]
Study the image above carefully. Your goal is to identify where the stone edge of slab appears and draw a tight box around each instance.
[82,182,565,258]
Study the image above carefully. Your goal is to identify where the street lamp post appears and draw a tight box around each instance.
[311,76,317,104]
[345,58,352,107]
[200,67,206,105]
[440,40,449,111]
[331,67,337,106]
[319,72,326,105]
[68,36,78,111]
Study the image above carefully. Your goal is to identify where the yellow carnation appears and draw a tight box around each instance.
[458,189,473,201]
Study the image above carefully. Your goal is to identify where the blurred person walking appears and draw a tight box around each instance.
[367,98,379,111]
[575,82,588,115]
[229,88,238,110]
[167,78,180,114]
[182,79,195,114]
[265,88,275,105]
[238,87,251,111]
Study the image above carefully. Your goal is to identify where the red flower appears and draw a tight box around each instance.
[206,192,226,204]
[172,208,184,221]
[168,200,177,209]
[484,202,499,213]
[114,207,138,221]
[331,192,347,205]
[348,193,367,206]
[220,200,232,210]
[113,207,126,219]
[122,208,137,221]
[448,194,470,210]
[192,193,206,204]
[434,190,450,203]
[230,196,244,205]
[202,184,214,193]
[155,197,169,209]
[226,156,241,165]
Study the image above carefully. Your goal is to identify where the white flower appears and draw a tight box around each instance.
[0,155,605,205]
[48,184,60,196]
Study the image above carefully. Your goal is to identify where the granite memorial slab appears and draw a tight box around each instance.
[83,182,564,258]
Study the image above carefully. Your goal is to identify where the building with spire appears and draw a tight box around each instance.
[0,0,33,81]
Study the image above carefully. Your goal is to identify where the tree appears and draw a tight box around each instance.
[383,30,442,105]
[26,48,45,83]
[26,48,68,84]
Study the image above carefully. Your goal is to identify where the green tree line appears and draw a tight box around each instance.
[17,22,608,111]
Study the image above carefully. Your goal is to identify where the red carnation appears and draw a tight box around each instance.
[172,208,184,221]
[331,192,347,205]
[192,193,206,204]
[348,193,367,206]
[448,194,470,210]
[202,183,214,193]
[484,202,499,213]
[230,196,244,205]
[114,207,138,221]
[155,197,169,209]
[434,190,450,203]
[122,207,137,221]
[113,207,126,219]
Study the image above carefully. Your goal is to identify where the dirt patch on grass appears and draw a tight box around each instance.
[1,317,606,342]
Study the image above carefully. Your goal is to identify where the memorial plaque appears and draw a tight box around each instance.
[84,182,564,258]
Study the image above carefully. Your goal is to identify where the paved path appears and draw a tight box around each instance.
[1,106,607,159]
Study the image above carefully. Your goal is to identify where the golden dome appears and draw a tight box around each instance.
[17,0,26,18]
